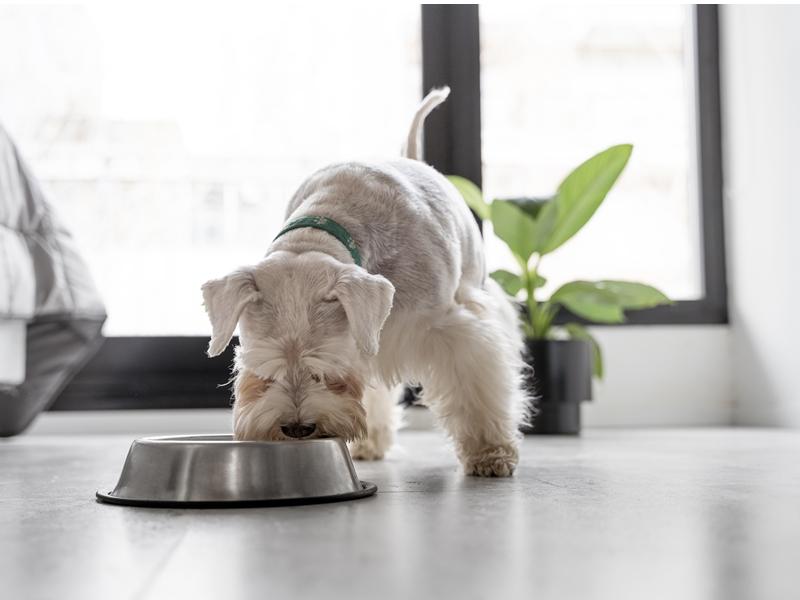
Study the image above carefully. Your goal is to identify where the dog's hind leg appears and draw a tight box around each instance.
[419,282,527,476]
[348,383,403,460]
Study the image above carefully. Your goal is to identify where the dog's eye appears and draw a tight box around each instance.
[310,374,321,383]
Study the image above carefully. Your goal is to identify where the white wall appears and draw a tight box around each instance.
[585,326,731,427]
[27,409,232,436]
[722,6,800,426]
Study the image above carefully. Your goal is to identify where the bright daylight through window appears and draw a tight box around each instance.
[0,4,420,335]
[481,5,701,301]
[0,5,700,336]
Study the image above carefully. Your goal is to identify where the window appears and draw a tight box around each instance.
[481,5,701,301]
[422,5,726,327]
[0,5,724,409]
[0,4,421,336]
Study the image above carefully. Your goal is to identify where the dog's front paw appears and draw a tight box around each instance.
[462,444,519,477]
[348,421,394,461]
[348,438,386,461]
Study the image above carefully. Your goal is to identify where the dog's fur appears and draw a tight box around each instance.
[202,88,528,476]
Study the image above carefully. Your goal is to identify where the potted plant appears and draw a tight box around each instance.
[448,144,671,434]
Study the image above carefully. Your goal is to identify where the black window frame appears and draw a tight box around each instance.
[422,4,727,327]
[52,4,726,411]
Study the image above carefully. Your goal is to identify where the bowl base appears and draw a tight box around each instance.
[96,481,377,508]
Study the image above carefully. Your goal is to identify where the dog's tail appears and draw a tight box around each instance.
[402,86,450,161]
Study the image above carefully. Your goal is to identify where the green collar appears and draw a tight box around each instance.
[273,215,362,266]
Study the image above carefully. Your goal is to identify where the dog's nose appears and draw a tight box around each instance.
[280,423,316,439]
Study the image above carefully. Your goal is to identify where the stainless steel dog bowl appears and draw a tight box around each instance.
[96,434,377,507]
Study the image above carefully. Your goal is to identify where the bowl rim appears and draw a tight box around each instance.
[133,434,345,447]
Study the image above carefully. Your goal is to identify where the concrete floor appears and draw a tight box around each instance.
[2,429,800,600]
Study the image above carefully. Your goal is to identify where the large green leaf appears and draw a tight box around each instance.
[550,281,626,323]
[540,144,633,254]
[447,175,490,220]
[490,270,523,296]
[564,322,604,379]
[591,280,672,309]
[490,200,540,264]
[550,280,671,324]
[531,198,559,253]
[482,196,560,259]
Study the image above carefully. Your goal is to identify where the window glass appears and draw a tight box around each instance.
[0,4,421,334]
[480,5,701,300]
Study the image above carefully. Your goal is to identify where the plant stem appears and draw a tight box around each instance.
[537,301,556,338]
[527,255,542,338]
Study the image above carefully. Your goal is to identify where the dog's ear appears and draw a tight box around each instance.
[201,269,260,357]
[332,266,395,356]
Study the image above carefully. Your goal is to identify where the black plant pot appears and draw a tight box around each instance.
[521,339,592,435]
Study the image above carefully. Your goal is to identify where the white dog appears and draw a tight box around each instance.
[202,88,528,476]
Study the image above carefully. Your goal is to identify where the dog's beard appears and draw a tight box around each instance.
[231,305,371,442]
[232,367,368,443]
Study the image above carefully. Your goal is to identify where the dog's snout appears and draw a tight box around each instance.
[280,423,316,439]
